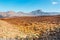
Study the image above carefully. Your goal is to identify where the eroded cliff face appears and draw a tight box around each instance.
[0,16,60,40]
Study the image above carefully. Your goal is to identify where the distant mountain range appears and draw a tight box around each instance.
[0,10,60,18]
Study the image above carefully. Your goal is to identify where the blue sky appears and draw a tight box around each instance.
[0,0,60,12]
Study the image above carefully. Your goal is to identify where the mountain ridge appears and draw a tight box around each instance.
[0,10,60,18]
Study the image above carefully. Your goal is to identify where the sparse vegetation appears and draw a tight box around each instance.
[0,16,60,40]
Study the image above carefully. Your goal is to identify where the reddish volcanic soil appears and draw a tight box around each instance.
[0,15,60,39]
[1,15,60,25]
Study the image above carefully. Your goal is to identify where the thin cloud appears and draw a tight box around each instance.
[52,2,58,5]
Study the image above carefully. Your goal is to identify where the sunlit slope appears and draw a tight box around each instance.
[0,20,40,38]
[0,16,60,38]
[0,20,20,38]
